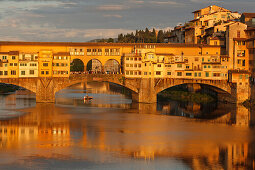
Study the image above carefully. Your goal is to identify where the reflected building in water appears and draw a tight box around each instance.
[1,82,255,169]
[0,102,255,169]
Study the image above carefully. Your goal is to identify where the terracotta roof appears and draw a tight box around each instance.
[245,27,255,31]
[220,55,230,58]
[242,13,255,18]
[185,27,194,30]
[202,62,221,65]
[53,52,70,56]
[156,53,175,56]
[8,51,19,55]
[0,51,19,55]
[0,41,220,48]
[189,18,199,22]
[0,52,9,55]
[210,37,220,40]
[233,38,247,41]
[229,69,251,74]
[246,37,255,42]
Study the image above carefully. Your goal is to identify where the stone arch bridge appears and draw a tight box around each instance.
[0,74,249,103]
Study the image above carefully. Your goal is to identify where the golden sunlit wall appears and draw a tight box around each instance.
[39,51,53,77]
[52,53,70,77]
[8,52,19,78]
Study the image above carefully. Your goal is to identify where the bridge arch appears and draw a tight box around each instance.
[155,79,232,95]
[54,75,139,95]
[104,59,120,74]
[86,59,103,73]
[70,58,85,72]
[0,79,37,94]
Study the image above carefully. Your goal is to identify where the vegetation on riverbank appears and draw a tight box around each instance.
[0,84,19,94]
[158,89,216,104]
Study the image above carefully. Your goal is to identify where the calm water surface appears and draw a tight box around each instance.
[0,82,255,170]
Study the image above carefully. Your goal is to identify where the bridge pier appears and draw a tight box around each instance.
[131,78,157,103]
[234,83,250,103]
[36,78,56,103]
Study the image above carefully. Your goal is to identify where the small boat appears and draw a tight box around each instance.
[84,96,93,100]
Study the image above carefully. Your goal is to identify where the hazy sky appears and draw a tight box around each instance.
[0,0,254,42]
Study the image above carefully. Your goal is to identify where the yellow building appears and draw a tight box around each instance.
[38,51,53,77]
[123,44,228,80]
[0,52,9,78]
[8,51,19,78]
[19,53,39,77]
[52,52,70,77]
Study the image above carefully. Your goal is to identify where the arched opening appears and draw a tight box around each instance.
[70,59,85,72]
[104,59,120,74]
[86,59,103,73]
[55,81,134,108]
[157,83,232,119]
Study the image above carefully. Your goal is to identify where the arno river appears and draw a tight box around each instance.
[0,82,255,170]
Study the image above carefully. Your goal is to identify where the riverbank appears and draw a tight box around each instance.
[158,90,216,104]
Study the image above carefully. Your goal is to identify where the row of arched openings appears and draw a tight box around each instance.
[70,59,120,73]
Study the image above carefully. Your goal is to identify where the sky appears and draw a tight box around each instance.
[0,0,254,42]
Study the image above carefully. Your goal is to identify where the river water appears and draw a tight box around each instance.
[0,82,255,170]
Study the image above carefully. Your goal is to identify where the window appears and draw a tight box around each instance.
[186,73,192,76]
[126,71,129,75]
[167,72,171,75]
[0,71,3,75]
[245,75,249,79]
[11,70,16,75]
[21,71,25,75]
[144,72,147,75]
[4,71,7,75]
[126,64,129,67]
[194,73,197,77]
[177,72,182,76]
[157,64,161,67]
[156,71,161,75]
[239,75,243,79]
[204,65,207,68]
[237,30,240,38]
[126,57,129,60]
[237,50,245,57]
[177,64,182,68]
[12,56,15,60]
[46,71,49,75]
[213,73,220,77]
[30,70,34,75]
[87,49,92,56]
[138,64,141,67]
[205,72,209,77]
[41,71,44,75]
[43,63,48,67]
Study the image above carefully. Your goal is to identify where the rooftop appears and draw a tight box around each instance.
[0,41,220,48]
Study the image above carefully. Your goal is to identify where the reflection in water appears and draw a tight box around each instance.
[0,82,255,169]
